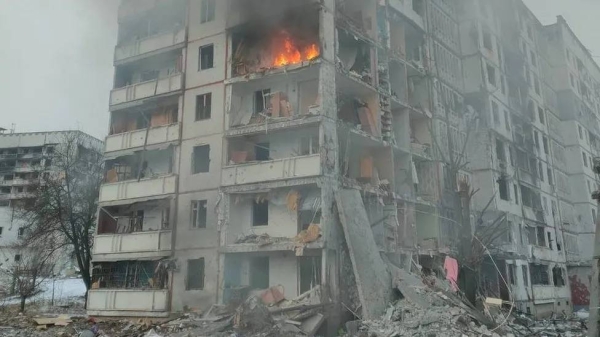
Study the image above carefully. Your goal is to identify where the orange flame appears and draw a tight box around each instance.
[272,31,320,67]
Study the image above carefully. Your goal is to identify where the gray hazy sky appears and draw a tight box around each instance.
[0,0,598,140]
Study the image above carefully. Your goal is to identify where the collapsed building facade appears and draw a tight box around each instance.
[89,0,600,325]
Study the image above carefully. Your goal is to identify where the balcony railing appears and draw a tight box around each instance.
[110,73,182,107]
[99,174,177,203]
[87,289,169,317]
[221,154,321,186]
[115,29,185,63]
[93,230,172,260]
[105,123,180,153]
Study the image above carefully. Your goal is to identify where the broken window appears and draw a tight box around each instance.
[547,232,553,250]
[487,63,496,86]
[514,184,519,204]
[583,151,588,167]
[192,145,210,174]
[530,264,550,285]
[552,267,565,287]
[254,89,271,114]
[547,168,553,186]
[498,176,509,201]
[491,101,499,125]
[0,227,2,236]
[300,134,319,156]
[199,44,214,70]
[200,0,215,23]
[537,107,545,124]
[195,93,212,121]
[255,142,270,161]
[299,256,321,294]
[536,227,546,247]
[508,264,517,285]
[250,257,269,289]
[191,200,207,229]
[14,254,21,262]
[522,265,529,286]
[252,200,268,226]
[538,162,544,182]
[526,226,536,245]
[542,137,549,155]
[578,125,583,139]
[496,139,505,162]
[187,258,205,290]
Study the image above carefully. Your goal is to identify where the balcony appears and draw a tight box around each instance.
[105,123,180,154]
[388,0,425,30]
[115,29,185,64]
[93,230,172,261]
[99,174,177,204]
[110,73,182,107]
[87,289,169,317]
[221,154,321,187]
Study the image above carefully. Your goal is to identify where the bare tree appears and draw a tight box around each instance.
[15,132,103,300]
[0,235,59,312]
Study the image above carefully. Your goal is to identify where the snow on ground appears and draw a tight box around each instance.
[1,278,86,305]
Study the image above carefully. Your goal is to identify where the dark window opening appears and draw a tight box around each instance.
[255,142,270,161]
[199,44,214,70]
[252,200,269,226]
[496,139,505,162]
[498,177,509,201]
[187,258,205,290]
[538,107,545,124]
[522,265,529,286]
[487,64,496,86]
[195,93,212,121]
[536,227,546,247]
[530,264,550,285]
[514,184,519,204]
[192,200,207,228]
[508,264,517,285]
[553,267,565,287]
[299,256,322,294]
[192,145,210,174]
[250,257,269,289]
[547,232,553,250]
[14,254,21,262]
[254,89,271,114]
[17,227,24,238]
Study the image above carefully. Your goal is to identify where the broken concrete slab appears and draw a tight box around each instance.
[336,189,392,319]
[300,313,326,336]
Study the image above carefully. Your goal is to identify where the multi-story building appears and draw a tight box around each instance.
[0,130,102,280]
[89,0,599,322]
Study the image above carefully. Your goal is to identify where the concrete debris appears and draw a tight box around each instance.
[342,268,587,337]
[234,233,287,246]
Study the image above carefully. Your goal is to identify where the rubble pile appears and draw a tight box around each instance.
[345,267,588,337]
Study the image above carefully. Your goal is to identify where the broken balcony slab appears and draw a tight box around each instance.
[225,60,321,85]
[225,115,322,137]
[221,177,320,194]
[221,154,321,187]
[219,239,324,254]
[336,189,392,319]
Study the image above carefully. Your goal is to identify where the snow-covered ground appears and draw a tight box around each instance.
[1,277,86,305]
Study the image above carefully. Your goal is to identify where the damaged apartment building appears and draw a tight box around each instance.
[0,130,102,284]
[461,0,600,316]
[89,0,600,326]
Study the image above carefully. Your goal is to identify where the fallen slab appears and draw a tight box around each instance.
[336,189,392,319]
